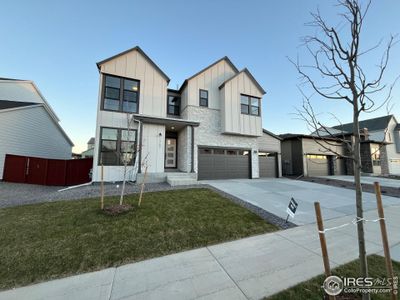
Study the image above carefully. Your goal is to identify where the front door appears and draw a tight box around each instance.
[165,138,177,168]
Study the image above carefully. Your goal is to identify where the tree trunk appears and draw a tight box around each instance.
[120,164,127,205]
[353,106,370,300]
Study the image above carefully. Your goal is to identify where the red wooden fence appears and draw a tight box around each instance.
[3,154,93,186]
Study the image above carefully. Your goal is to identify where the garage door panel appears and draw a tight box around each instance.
[198,148,250,180]
[259,156,277,177]
[306,155,329,176]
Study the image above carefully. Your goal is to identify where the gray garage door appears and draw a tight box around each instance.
[198,148,250,180]
[259,152,277,177]
[306,154,329,176]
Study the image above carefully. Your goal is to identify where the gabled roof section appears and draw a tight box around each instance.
[0,79,73,146]
[262,129,282,140]
[179,56,239,92]
[96,46,170,83]
[219,68,266,95]
[332,115,394,132]
[87,137,95,144]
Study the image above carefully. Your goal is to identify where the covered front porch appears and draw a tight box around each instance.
[134,115,199,184]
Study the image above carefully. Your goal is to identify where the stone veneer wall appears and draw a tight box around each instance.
[183,105,260,178]
[380,145,389,175]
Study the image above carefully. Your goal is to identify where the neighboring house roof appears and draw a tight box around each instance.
[87,137,95,144]
[96,46,170,83]
[0,79,74,146]
[332,115,394,132]
[396,123,400,130]
[219,68,266,95]
[81,148,94,157]
[279,133,341,142]
[262,129,282,140]
[0,100,37,110]
[179,56,239,93]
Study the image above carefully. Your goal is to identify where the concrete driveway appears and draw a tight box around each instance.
[319,175,400,188]
[205,178,399,225]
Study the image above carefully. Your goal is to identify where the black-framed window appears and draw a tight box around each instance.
[167,95,180,116]
[199,89,208,107]
[102,74,139,113]
[240,94,260,116]
[99,127,137,166]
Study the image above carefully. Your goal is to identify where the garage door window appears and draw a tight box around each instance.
[227,150,238,155]
[239,150,249,155]
[199,148,212,155]
[306,154,327,160]
[214,149,225,155]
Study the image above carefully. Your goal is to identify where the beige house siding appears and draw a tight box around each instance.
[221,71,263,136]
[99,49,168,118]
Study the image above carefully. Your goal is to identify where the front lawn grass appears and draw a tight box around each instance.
[0,188,277,290]
[266,255,400,300]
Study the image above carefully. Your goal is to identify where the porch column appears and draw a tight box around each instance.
[138,122,143,174]
[191,125,195,173]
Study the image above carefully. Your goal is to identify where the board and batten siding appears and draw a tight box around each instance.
[184,60,237,110]
[220,72,263,137]
[99,49,168,118]
[0,106,72,179]
[302,138,344,156]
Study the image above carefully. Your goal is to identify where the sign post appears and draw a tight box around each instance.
[286,197,298,223]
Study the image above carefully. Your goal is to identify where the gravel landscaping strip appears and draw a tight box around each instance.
[205,185,297,229]
[0,181,294,229]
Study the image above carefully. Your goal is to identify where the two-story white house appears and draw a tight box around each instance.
[92,46,281,184]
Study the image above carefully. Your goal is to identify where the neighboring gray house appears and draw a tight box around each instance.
[92,46,280,184]
[315,115,400,176]
[0,78,73,180]
[329,115,400,175]
[280,134,347,177]
[81,137,95,158]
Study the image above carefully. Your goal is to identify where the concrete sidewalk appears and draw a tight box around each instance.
[1,205,399,300]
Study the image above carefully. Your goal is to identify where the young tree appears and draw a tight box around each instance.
[119,113,138,205]
[291,1,396,296]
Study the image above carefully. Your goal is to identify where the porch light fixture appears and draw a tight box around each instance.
[171,126,175,130]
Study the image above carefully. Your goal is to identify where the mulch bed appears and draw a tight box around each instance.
[300,177,400,198]
[102,204,133,216]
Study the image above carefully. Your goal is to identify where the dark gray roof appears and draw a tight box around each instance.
[332,115,394,132]
[395,123,400,130]
[179,56,239,93]
[219,68,266,95]
[279,133,341,142]
[262,129,282,140]
[96,46,170,83]
[0,100,37,110]
[0,77,24,81]
[87,137,95,144]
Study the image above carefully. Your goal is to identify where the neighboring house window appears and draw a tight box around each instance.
[371,145,381,166]
[102,74,139,113]
[199,89,208,107]
[99,127,137,166]
[240,94,260,116]
[167,95,180,116]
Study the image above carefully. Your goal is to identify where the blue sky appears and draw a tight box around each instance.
[1,0,399,152]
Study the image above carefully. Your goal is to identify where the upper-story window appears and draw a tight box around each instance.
[167,95,180,116]
[240,94,260,116]
[199,89,208,107]
[102,74,140,113]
